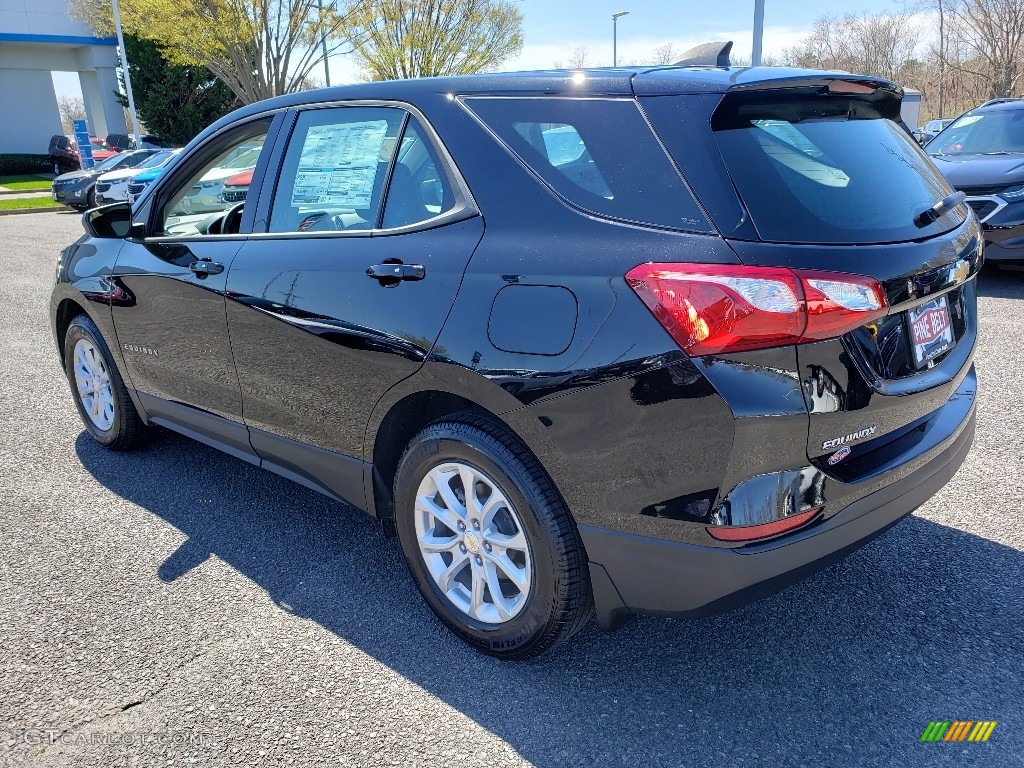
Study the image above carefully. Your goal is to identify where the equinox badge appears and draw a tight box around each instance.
[822,425,877,451]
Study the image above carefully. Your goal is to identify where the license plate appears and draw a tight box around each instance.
[908,295,955,367]
[127,193,135,204]
[52,191,58,201]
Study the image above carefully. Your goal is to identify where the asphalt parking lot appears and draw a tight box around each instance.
[1,211,1022,767]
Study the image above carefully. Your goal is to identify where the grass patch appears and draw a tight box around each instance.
[0,175,53,191]
[0,197,66,212]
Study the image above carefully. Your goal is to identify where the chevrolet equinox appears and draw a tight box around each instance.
[51,63,980,658]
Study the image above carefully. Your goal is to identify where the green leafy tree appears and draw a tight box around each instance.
[119,36,240,145]
[345,0,523,80]
[73,0,362,103]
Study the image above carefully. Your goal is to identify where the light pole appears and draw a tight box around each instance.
[317,0,331,87]
[751,0,765,66]
[612,11,629,67]
[111,0,140,145]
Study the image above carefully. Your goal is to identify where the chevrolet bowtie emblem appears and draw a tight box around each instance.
[948,258,970,286]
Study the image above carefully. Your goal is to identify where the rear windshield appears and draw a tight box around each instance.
[462,97,712,233]
[712,91,966,244]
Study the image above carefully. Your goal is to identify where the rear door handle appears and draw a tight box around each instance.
[189,259,224,276]
[366,263,425,282]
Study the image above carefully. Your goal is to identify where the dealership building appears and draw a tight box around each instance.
[0,0,127,154]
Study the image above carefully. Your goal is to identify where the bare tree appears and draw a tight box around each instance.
[938,0,948,116]
[554,47,591,69]
[652,43,678,65]
[56,95,87,133]
[783,11,923,83]
[731,52,780,67]
[948,0,1024,98]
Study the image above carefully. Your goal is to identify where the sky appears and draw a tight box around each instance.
[53,0,918,100]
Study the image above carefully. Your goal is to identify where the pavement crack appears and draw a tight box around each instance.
[40,645,214,749]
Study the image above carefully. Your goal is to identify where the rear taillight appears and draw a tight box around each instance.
[625,263,887,355]
[706,507,822,542]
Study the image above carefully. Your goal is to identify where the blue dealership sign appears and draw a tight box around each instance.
[72,119,94,169]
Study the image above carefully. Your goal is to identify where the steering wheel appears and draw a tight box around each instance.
[222,202,246,235]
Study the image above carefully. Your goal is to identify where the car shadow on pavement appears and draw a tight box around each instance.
[74,429,1022,766]
[977,265,1024,299]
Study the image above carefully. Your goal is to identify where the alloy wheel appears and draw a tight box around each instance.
[72,338,116,431]
[414,461,532,624]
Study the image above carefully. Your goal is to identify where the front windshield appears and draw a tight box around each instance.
[93,153,127,172]
[928,110,1024,155]
[138,151,173,169]
[219,147,262,170]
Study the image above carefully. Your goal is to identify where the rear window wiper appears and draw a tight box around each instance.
[914,191,966,228]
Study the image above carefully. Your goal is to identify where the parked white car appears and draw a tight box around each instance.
[95,149,181,205]
[176,146,263,214]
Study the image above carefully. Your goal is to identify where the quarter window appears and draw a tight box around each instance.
[462,97,712,233]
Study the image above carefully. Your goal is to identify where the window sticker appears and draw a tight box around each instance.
[291,121,389,208]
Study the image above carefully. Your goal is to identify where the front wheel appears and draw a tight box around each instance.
[394,417,592,658]
[63,314,150,450]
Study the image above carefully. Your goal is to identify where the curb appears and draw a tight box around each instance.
[0,206,69,216]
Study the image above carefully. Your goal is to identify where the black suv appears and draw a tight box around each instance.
[106,133,172,152]
[51,65,979,658]
[927,98,1024,265]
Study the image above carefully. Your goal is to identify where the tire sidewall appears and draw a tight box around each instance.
[395,429,563,656]
[64,317,126,447]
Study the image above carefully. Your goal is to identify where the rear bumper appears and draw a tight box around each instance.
[580,379,976,630]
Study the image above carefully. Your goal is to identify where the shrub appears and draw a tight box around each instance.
[0,154,52,175]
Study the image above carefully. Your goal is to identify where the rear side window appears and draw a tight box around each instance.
[711,90,967,244]
[462,97,712,233]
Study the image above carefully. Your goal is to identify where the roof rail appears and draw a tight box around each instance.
[980,97,1024,107]
[672,41,733,67]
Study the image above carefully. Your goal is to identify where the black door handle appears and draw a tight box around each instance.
[189,259,224,276]
[366,263,425,282]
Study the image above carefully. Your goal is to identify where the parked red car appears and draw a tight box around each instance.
[47,134,117,174]
[219,168,253,205]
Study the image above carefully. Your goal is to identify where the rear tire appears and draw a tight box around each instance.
[63,314,150,450]
[394,416,592,658]
[87,187,96,208]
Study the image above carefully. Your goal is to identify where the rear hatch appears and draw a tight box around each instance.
[638,75,981,474]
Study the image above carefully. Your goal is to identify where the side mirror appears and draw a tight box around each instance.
[82,203,137,239]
